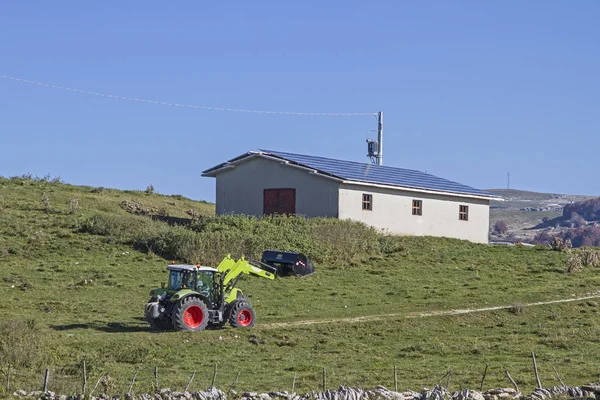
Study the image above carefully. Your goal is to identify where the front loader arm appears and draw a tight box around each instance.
[216,254,276,286]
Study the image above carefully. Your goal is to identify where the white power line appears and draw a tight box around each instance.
[0,74,376,116]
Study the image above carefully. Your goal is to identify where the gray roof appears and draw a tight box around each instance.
[168,265,218,273]
[203,150,499,199]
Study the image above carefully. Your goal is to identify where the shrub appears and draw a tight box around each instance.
[563,197,600,221]
[570,213,587,228]
[493,220,509,234]
[41,192,51,213]
[68,196,79,214]
[531,230,555,246]
[120,200,157,215]
[186,209,201,222]
[0,320,49,368]
[80,213,402,267]
[567,254,583,273]
[580,248,600,267]
[509,303,525,314]
[551,237,572,252]
[145,184,155,194]
[566,248,600,273]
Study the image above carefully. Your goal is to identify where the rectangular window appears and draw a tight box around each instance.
[459,205,469,221]
[362,194,372,211]
[412,200,422,216]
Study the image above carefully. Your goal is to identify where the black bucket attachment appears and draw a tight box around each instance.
[260,250,316,277]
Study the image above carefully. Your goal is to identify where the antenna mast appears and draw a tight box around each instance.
[377,111,383,165]
[366,111,384,165]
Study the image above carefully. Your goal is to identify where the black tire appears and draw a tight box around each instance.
[228,301,256,328]
[172,297,209,331]
[145,298,173,331]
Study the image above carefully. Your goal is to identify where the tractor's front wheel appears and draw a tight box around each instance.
[229,301,256,328]
[172,297,209,331]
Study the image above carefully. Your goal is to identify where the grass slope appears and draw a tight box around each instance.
[1,178,600,395]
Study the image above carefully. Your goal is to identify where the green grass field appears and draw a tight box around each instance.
[1,177,600,396]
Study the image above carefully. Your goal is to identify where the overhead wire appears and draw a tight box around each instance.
[0,74,376,116]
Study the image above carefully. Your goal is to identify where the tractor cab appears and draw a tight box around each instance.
[167,265,219,303]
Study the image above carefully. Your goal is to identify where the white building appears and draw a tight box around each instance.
[202,150,500,243]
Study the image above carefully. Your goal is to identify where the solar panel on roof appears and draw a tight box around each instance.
[258,149,496,198]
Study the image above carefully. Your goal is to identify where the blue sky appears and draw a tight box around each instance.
[1,1,598,201]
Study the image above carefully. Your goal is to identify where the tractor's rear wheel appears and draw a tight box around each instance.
[229,301,256,328]
[172,297,209,331]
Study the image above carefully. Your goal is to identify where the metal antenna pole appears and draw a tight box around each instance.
[377,111,383,165]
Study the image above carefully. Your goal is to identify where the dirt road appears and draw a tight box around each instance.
[263,292,600,329]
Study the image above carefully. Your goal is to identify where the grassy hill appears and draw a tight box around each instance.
[2,177,600,396]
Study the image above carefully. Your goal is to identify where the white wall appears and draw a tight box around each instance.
[214,156,339,217]
[338,184,490,243]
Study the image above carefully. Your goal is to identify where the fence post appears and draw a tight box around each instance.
[154,366,159,392]
[128,369,138,395]
[185,371,196,393]
[43,368,49,393]
[394,365,398,392]
[6,365,11,392]
[211,364,217,388]
[552,366,566,387]
[322,368,326,392]
[480,364,488,392]
[531,352,542,389]
[90,373,105,398]
[292,372,296,395]
[505,371,519,392]
[82,360,87,397]
[229,372,240,393]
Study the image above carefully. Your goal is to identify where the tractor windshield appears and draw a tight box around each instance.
[169,270,195,291]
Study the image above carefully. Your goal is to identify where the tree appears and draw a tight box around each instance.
[493,220,509,234]
[570,212,587,228]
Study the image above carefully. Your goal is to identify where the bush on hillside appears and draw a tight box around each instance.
[563,197,600,221]
[551,237,572,252]
[569,212,587,228]
[562,226,600,248]
[80,214,403,266]
[0,320,49,368]
[493,220,509,234]
[533,226,600,249]
[567,248,600,273]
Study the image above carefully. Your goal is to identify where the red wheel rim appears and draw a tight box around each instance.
[184,305,204,328]
[237,309,253,327]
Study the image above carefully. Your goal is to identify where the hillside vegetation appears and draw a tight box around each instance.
[1,177,600,396]
[487,189,599,245]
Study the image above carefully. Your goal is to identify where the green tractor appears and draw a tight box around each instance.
[144,255,277,331]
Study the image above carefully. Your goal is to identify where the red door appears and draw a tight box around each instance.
[264,189,296,215]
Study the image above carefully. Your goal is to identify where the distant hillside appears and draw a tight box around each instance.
[486,188,598,244]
